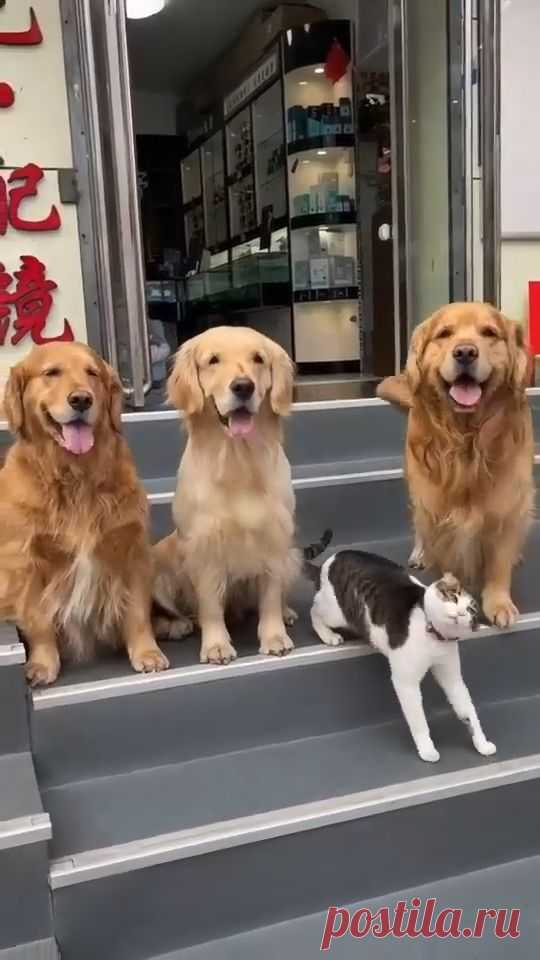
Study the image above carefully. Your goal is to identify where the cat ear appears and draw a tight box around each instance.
[435,573,461,600]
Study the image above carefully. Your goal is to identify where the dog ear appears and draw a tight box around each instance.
[506,316,530,392]
[3,362,27,435]
[269,341,294,416]
[168,341,204,415]
[101,360,123,432]
[405,317,433,394]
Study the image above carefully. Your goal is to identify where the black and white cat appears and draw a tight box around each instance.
[305,536,496,764]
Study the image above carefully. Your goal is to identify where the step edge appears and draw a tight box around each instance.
[0,642,25,666]
[32,643,375,710]
[48,752,540,889]
[0,813,52,852]
[32,611,540,711]
[147,467,406,504]
[147,456,540,502]
[2,390,540,433]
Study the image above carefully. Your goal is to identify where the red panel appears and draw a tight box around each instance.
[529,281,540,356]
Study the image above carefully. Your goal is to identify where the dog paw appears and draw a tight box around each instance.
[474,738,497,757]
[259,633,295,657]
[130,646,170,673]
[200,638,237,665]
[482,591,518,629]
[283,606,298,626]
[408,548,426,571]
[25,653,60,687]
[417,741,440,763]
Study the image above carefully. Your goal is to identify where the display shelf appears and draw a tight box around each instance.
[288,134,355,156]
[294,285,358,303]
[291,211,356,230]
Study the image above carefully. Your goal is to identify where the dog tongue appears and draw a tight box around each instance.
[61,422,94,455]
[449,380,482,408]
[228,410,255,438]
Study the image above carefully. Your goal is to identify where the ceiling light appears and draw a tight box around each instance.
[126,0,168,19]
[299,81,308,86]
[314,66,325,75]
[317,150,327,156]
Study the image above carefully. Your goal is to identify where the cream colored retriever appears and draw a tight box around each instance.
[153,326,300,664]
[0,342,169,685]
[378,303,533,628]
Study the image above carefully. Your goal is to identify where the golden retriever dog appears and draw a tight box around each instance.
[378,302,533,628]
[152,326,300,665]
[0,342,169,685]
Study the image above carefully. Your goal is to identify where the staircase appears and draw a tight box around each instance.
[2,394,540,958]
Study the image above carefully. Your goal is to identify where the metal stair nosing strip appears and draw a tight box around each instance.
[32,610,540,711]
[47,752,540,889]
[0,815,52,853]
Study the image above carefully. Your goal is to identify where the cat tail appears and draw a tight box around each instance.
[303,529,333,585]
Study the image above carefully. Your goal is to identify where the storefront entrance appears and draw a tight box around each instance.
[68,0,500,406]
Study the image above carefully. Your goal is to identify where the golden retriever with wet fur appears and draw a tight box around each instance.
[152,326,300,665]
[0,342,169,685]
[378,302,533,627]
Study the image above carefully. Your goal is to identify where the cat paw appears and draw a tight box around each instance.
[474,738,497,757]
[482,590,518,629]
[321,631,344,647]
[418,742,440,763]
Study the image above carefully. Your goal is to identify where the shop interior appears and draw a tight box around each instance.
[126,1,396,400]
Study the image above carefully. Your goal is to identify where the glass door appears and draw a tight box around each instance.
[66,0,152,406]
[357,0,499,373]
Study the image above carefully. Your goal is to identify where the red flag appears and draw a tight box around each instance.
[325,39,350,84]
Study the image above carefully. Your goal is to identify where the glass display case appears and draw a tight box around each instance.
[284,20,360,367]
[177,21,359,369]
[253,82,287,224]
[181,147,204,254]
[202,131,227,250]
[226,106,256,240]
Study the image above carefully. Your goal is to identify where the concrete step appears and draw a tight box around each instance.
[48,762,540,959]
[34,529,540,957]
[155,853,540,958]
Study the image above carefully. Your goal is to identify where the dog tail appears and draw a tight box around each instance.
[303,529,333,585]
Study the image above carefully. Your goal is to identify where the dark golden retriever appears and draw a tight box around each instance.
[0,342,169,685]
[378,302,533,627]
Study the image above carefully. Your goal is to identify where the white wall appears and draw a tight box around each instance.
[132,89,178,136]
[500,0,540,326]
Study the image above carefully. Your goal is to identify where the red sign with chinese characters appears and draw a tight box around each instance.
[0,3,74,348]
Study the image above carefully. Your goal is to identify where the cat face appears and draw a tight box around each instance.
[425,573,480,639]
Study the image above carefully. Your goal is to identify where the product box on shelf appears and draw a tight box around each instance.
[310,257,330,288]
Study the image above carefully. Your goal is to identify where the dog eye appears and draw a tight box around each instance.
[208,355,220,366]
[481,326,498,338]
[86,368,98,378]
[44,367,61,378]
[436,327,452,339]
[253,353,264,365]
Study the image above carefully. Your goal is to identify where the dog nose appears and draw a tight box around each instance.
[453,343,479,366]
[68,391,93,413]
[230,377,255,401]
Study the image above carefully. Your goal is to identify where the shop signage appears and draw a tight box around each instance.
[0,1,87,367]
[224,52,278,118]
